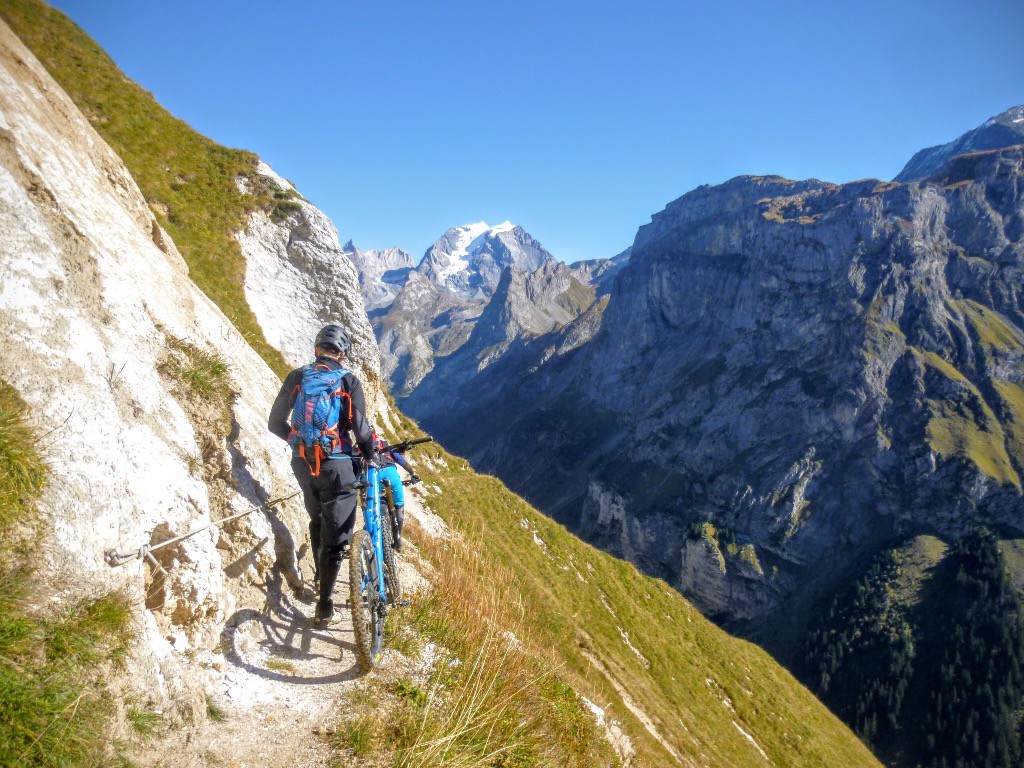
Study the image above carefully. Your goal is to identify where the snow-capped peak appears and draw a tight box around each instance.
[429,221,522,284]
[417,220,553,300]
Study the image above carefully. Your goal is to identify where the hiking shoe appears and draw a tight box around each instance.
[314,599,335,625]
[393,535,403,552]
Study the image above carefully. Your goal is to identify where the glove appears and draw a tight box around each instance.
[409,474,421,484]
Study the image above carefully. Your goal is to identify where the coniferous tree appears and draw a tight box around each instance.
[923,530,1024,768]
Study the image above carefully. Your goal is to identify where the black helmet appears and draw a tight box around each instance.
[314,324,351,355]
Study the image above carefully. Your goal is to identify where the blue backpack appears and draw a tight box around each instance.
[287,363,353,476]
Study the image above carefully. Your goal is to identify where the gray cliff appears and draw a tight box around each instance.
[405,140,1024,625]
[343,242,415,314]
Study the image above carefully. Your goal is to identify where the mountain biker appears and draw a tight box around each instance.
[371,434,420,551]
[268,324,376,624]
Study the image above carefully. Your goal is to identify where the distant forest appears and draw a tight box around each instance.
[804,530,1024,768]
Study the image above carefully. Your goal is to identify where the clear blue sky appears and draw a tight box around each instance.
[50,0,1024,264]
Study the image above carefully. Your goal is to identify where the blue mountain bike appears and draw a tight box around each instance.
[349,436,432,671]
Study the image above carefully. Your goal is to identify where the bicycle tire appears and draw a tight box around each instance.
[381,507,402,604]
[349,530,384,671]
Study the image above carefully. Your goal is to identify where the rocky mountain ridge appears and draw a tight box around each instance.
[364,219,626,396]
[405,113,1024,633]
[895,104,1024,182]
[342,241,415,314]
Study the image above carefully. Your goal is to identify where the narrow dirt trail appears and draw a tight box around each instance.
[137,488,437,767]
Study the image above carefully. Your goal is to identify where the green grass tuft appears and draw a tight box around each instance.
[0,381,48,535]
[0,380,134,766]
[158,337,234,404]
[265,657,297,675]
[127,708,164,737]
[205,698,227,723]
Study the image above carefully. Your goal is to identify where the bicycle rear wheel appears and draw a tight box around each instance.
[349,530,384,671]
[381,507,402,604]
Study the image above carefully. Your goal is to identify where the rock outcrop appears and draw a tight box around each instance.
[0,18,374,719]
[236,164,384,409]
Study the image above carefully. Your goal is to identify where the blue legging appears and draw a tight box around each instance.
[378,464,404,507]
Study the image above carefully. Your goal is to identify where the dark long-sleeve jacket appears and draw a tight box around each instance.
[381,450,412,472]
[268,356,376,458]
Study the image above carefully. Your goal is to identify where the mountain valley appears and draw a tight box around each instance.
[0,1,893,766]
[374,106,1024,766]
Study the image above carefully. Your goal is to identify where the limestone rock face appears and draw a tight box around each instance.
[408,132,1024,622]
[236,165,384,408]
[0,19,324,715]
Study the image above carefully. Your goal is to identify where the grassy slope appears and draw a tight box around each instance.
[0,0,289,379]
[386,410,881,768]
[919,299,1024,487]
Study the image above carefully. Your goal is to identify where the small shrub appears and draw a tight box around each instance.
[0,380,47,534]
[127,708,163,736]
[206,698,227,722]
[391,677,426,705]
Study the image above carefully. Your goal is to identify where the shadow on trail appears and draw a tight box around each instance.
[220,570,361,684]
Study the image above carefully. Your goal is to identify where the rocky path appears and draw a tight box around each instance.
[138,487,439,768]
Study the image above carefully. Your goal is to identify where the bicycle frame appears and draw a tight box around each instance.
[361,464,389,608]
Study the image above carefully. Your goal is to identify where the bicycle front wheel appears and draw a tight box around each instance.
[381,507,402,604]
[349,530,384,671]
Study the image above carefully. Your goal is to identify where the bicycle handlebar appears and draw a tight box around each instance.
[379,436,433,454]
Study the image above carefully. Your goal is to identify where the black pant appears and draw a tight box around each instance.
[291,456,357,599]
